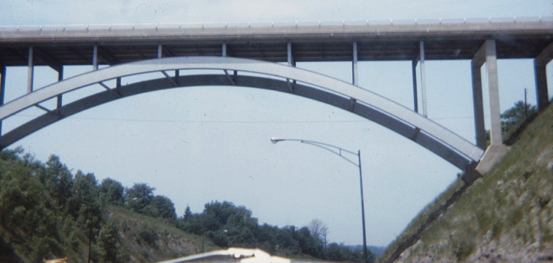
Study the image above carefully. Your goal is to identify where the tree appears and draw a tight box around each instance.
[297,226,322,258]
[501,100,537,132]
[97,220,119,262]
[99,178,124,206]
[183,205,193,221]
[125,183,155,213]
[143,195,177,219]
[308,219,328,256]
[44,155,74,208]
[307,219,327,240]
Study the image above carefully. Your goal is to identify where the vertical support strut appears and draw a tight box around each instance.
[352,42,359,86]
[92,45,98,71]
[419,41,427,117]
[534,42,553,112]
[287,42,294,66]
[485,40,502,146]
[286,42,296,93]
[350,42,359,112]
[158,44,163,59]
[471,61,486,150]
[222,43,227,57]
[412,59,419,113]
[57,68,63,109]
[534,61,548,111]
[27,46,34,93]
[0,65,5,135]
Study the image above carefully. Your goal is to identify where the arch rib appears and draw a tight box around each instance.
[0,57,484,170]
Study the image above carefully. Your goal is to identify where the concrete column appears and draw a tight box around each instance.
[412,59,419,113]
[92,45,98,71]
[158,44,163,58]
[485,40,502,146]
[419,41,428,117]
[352,42,358,86]
[471,61,486,150]
[534,62,548,111]
[27,46,34,93]
[534,42,553,111]
[0,65,5,135]
[473,39,508,175]
[222,43,227,57]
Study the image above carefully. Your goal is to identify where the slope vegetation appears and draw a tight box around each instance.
[379,103,553,262]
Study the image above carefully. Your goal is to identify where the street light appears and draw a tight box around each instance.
[270,137,369,263]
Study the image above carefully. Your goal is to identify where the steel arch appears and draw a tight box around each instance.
[0,56,484,170]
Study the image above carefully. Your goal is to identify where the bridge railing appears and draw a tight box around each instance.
[1,16,552,34]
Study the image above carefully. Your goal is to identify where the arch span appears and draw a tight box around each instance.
[0,56,484,170]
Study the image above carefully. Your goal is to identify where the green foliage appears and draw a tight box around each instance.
[125,183,155,212]
[44,155,74,208]
[500,100,537,131]
[0,148,368,262]
[97,219,119,262]
[326,243,373,262]
[144,195,177,219]
[99,178,124,206]
[135,223,158,247]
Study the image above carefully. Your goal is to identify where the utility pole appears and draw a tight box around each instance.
[524,88,528,118]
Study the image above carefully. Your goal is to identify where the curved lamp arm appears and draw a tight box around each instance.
[271,137,359,167]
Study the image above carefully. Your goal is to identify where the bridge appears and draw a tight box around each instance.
[0,17,552,182]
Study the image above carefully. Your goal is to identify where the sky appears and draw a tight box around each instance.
[1,0,552,247]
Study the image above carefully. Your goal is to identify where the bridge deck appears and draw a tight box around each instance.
[1,17,552,66]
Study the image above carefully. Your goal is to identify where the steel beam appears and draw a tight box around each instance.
[27,46,34,93]
[158,44,163,59]
[222,43,227,57]
[534,42,553,111]
[419,41,427,117]
[0,56,484,167]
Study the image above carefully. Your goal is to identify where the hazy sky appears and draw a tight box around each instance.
[1,0,552,247]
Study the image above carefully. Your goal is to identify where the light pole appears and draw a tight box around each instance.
[270,137,369,263]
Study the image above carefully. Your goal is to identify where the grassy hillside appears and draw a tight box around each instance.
[99,205,217,262]
[0,203,211,262]
[378,103,553,262]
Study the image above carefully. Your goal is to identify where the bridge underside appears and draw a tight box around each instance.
[2,19,553,181]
